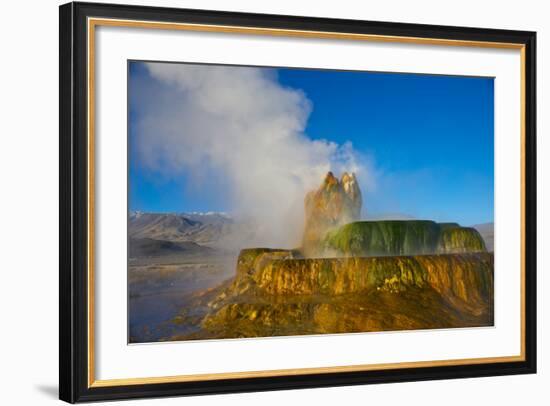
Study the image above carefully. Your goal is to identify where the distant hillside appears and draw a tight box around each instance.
[472,223,494,252]
[181,212,232,225]
[129,237,213,258]
[129,211,234,245]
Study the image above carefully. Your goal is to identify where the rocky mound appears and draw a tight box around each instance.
[166,172,493,341]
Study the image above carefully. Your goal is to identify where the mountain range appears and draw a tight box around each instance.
[129,211,235,246]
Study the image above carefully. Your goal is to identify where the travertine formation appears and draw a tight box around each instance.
[177,249,493,340]
[171,172,494,341]
[302,172,362,256]
[221,248,492,303]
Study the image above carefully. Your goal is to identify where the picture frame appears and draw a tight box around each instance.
[59,1,537,403]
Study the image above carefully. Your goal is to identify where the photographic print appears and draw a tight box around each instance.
[60,5,536,401]
[128,61,494,343]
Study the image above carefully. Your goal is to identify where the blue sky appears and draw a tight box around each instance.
[129,62,494,226]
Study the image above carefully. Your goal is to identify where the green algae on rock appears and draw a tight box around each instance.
[437,226,487,253]
[323,220,487,257]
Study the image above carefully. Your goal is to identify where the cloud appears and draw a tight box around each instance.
[132,62,373,248]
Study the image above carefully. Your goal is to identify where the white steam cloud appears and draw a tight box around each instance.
[134,62,372,248]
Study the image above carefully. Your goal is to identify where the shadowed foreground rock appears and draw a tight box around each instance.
[171,249,494,340]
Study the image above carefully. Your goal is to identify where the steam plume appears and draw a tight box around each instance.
[132,62,371,248]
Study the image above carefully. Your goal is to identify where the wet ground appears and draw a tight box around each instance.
[128,255,235,343]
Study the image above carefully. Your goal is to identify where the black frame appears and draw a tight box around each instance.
[60,1,537,403]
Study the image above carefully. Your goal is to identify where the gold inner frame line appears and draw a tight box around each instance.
[87,17,527,388]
